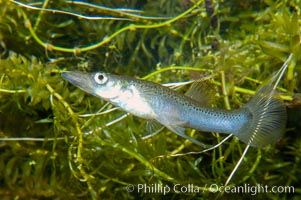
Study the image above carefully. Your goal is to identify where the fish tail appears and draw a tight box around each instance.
[233,54,292,147]
[235,85,286,147]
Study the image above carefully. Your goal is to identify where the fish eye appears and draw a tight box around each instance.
[94,73,108,84]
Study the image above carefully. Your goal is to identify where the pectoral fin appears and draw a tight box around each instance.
[141,120,164,140]
[166,124,206,148]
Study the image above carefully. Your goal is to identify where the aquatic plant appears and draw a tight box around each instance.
[0,0,300,199]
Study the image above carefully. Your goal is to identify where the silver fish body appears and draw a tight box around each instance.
[62,71,286,148]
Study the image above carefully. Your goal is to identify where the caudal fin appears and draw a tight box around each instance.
[236,85,286,147]
[233,54,292,147]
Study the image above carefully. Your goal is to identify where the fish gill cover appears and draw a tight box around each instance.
[0,0,300,199]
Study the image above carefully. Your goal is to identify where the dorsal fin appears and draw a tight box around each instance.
[185,80,215,107]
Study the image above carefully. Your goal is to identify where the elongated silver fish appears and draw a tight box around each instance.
[61,70,286,148]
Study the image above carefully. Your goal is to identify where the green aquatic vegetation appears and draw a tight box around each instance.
[0,0,300,199]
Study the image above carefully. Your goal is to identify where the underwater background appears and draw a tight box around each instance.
[0,0,300,199]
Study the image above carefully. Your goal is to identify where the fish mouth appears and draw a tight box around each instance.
[61,71,95,95]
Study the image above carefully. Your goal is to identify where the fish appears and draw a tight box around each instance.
[61,68,287,148]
